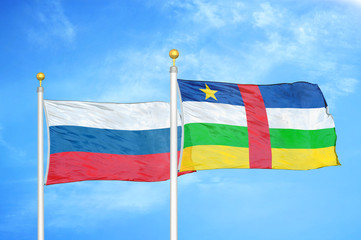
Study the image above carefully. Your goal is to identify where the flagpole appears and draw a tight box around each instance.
[169,49,179,240]
[37,72,45,240]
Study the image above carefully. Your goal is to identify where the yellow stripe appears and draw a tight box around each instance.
[180,146,340,171]
[180,145,249,171]
[272,146,340,170]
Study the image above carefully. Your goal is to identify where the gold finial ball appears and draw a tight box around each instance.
[169,49,179,60]
[36,72,45,81]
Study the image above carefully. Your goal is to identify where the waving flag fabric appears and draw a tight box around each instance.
[177,79,339,171]
[44,100,183,185]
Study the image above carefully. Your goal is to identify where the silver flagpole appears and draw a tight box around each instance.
[37,72,45,240]
[169,49,179,240]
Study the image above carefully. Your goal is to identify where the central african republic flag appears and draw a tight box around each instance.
[177,79,339,172]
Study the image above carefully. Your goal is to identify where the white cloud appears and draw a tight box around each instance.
[253,2,283,28]
[45,1,360,108]
[164,0,246,28]
[0,183,37,235]
[192,0,245,27]
[293,26,316,45]
[78,1,360,108]
[178,173,202,186]
[95,47,171,103]
[179,172,299,225]
[1,175,201,232]
[45,181,169,228]
[338,78,358,93]
[332,0,361,7]
[27,0,75,45]
[0,126,26,159]
[246,3,361,95]
[320,78,359,106]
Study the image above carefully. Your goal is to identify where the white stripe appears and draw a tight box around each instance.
[182,101,335,130]
[183,102,247,126]
[266,107,335,130]
[44,100,180,130]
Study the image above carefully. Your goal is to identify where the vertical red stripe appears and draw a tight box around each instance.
[238,85,272,169]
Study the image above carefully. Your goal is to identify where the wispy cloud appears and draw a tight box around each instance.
[0,126,26,159]
[35,0,360,112]
[253,2,284,28]
[72,1,360,108]
[0,202,36,235]
[1,175,200,231]
[27,0,75,45]
[161,1,361,94]
[45,181,169,228]
[179,172,299,226]
[247,2,361,95]
[320,78,359,106]
[164,0,246,28]
[338,78,358,93]
[95,47,171,103]
[332,0,361,7]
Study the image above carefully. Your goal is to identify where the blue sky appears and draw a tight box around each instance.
[1,0,361,239]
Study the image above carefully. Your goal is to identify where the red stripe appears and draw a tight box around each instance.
[46,151,191,185]
[238,85,272,169]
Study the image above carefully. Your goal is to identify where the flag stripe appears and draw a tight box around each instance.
[180,146,338,171]
[238,85,272,169]
[46,151,184,185]
[265,107,334,130]
[50,125,182,155]
[182,102,334,130]
[178,79,327,108]
[178,79,244,105]
[184,123,336,149]
[270,128,337,149]
[180,145,249,171]
[183,102,247,126]
[44,100,178,130]
[183,123,249,148]
[272,147,340,170]
[258,83,327,108]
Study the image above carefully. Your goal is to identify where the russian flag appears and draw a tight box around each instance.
[44,100,184,185]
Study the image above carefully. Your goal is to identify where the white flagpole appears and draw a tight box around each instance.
[37,72,45,240]
[169,49,179,240]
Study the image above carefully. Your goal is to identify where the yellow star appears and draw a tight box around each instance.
[200,84,218,100]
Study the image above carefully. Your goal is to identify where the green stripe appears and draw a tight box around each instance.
[270,128,336,149]
[183,123,248,148]
[184,123,336,149]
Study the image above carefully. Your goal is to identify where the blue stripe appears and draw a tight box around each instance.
[178,79,327,108]
[259,82,327,108]
[50,126,182,155]
[178,79,244,106]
